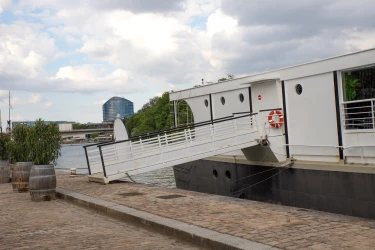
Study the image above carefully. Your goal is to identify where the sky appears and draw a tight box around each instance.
[0,0,375,129]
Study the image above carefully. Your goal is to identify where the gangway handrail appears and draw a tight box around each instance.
[126,115,233,140]
[82,141,117,175]
[97,112,258,147]
[82,141,115,148]
[84,112,259,177]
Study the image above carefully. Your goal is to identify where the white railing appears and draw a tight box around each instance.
[341,98,375,131]
[89,114,259,181]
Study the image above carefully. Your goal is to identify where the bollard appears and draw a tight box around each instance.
[70,168,77,177]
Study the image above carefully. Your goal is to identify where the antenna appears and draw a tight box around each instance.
[0,109,2,133]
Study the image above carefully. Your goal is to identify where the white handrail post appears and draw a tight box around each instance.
[188,127,193,144]
[233,118,238,140]
[210,123,215,152]
[140,138,144,156]
[371,100,375,131]
[184,129,188,145]
[184,128,190,156]
[164,133,168,146]
[157,134,164,164]
[361,147,365,165]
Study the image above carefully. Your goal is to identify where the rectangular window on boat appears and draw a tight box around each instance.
[342,67,375,130]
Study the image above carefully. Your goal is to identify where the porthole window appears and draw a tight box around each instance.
[225,170,231,180]
[204,99,208,107]
[239,93,244,103]
[213,169,218,178]
[295,84,303,95]
[220,96,225,105]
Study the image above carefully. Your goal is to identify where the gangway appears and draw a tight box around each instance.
[83,113,260,184]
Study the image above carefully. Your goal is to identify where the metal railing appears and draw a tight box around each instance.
[84,113,258,179]
[342,98,375,131]
[83,141,115,175]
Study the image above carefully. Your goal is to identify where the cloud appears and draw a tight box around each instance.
[199,0,375,76]
[54,65,144,93]
[0,0,11,13]
[94,100,107,105]
[2,0,375,99]
[206,10,237,36]
[0,90,8,98]
[42,101,52,109]
[7,93,43,107]
[11,115,24,121]
[221,0,375,29]
[28,93,42,104]
[90,0,186,13]
[0,21,58,80]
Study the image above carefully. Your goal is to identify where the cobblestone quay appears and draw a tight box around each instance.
[56,173,375,250]
[0,183,200,250]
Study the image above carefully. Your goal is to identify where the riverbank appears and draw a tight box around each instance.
[55,172,375,250]
[0,183,200,250]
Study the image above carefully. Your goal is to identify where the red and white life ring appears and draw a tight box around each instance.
[268,110,284,128]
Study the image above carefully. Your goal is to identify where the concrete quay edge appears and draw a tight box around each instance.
[56,188,279,250]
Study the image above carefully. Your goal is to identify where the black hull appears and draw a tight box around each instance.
[173,159,375,220]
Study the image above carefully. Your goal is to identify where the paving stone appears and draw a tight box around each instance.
[0,183,201,250]
[55,172,375,250]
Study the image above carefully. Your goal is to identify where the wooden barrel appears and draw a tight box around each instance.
[12,162,33,192]
[29,165,56,201]
[0,160,10,184]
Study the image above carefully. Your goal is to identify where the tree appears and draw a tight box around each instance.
[0,133,11,161]
[27,119,62,165]
[6,124,32,163]
[218,74,234,82]
[124,92,172,137]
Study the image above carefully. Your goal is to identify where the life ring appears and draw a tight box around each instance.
[268,110,284,128]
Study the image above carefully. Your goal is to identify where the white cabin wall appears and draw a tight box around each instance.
[185,95,211,123]
[211,88,250,119]
[251,82,280,112]
[285,73,339,162]
[251,80,286,161]
[251,81,284,137]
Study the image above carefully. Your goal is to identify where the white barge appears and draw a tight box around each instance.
[85,48,375,220]
[170,48,375,219]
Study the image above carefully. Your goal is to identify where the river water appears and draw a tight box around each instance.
[55,144,176,188]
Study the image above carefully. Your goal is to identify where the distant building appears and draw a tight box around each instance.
[12,120,75,128]
[102,97,134,122]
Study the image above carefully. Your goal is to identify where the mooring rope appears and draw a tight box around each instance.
[229,166,278,183]
[231,164,292,198]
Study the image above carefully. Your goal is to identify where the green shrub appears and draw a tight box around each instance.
[27,119,62,165]
[0,133,11,161]
[344,74,360,101]
[7,124,32,163]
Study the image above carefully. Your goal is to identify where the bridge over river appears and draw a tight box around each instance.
[61,128,113,140]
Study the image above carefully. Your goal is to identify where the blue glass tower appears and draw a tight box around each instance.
[102,97,134,122]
